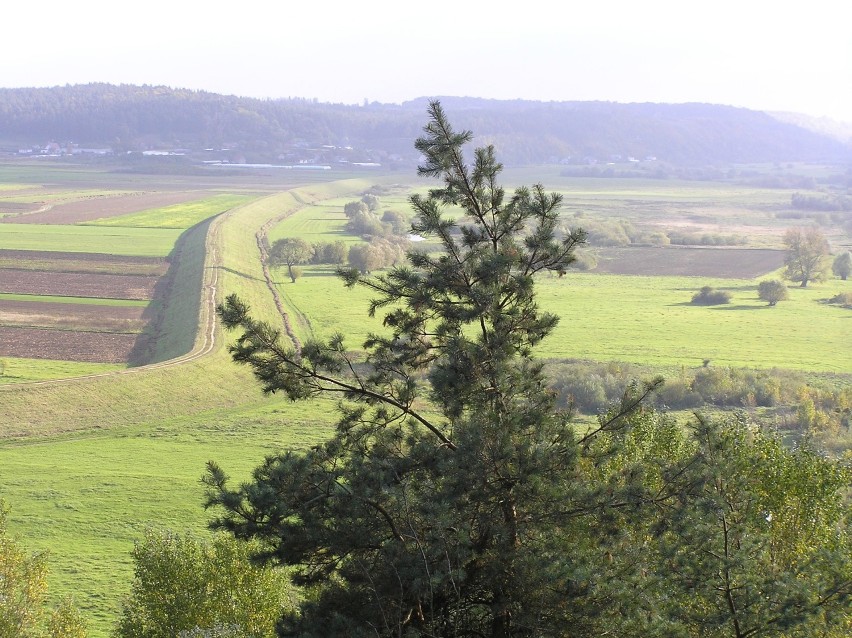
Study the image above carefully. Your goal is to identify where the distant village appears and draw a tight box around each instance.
[7,140,399,170]
[7,140,663,172]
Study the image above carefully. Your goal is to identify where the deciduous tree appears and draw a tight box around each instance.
[833,251,851,280]
[269,238,314,283]
[0,502,88,638]
[115,530,292,638]
[783,226,829,287]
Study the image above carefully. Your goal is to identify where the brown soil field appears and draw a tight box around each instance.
[592,246,785,278]
[0,300,146,332]
[0,202,44,216]
[0,269,158,299]
[0,325,142,362]
[0,250,168,276]
[0,190,203,224]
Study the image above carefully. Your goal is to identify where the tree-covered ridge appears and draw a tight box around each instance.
[0,84,849,165]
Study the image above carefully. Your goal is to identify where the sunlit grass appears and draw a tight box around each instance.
[0,357,125,383]
[85,194,256,229]
[0,224,182,257]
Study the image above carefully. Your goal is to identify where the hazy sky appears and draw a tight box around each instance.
[3,0,850,122]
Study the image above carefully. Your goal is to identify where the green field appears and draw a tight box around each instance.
[0,169,850,637]
[0,358,125,383]
[0,224,182,256]
[86,194,256,229]
[0,293,149,306]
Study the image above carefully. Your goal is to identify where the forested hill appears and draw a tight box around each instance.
[0,84,849,166]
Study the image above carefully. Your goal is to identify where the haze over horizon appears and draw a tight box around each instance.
[2,0,850,123]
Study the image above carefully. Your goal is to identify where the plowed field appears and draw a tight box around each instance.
[0,326,143,362]
[0,250,168,276]
[0,300,146,331]
[592,246,784,278]
[0,270,158,299]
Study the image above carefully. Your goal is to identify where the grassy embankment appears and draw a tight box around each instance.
[0,178,381,636]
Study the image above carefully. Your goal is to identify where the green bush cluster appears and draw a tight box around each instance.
[690,286,732,305]
[548,361,850,435]
[669,231,746,246]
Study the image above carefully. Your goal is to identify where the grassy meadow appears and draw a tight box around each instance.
[86,194,256,229]
[0,167,850,637]
[0,223,182,256]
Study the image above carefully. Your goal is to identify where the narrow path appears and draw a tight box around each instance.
[255,210,305,351]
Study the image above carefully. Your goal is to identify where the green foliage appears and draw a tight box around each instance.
[309,240,347,265]
[645,415,852,637]
[0,502,88,638]
[758,278,789,305]
[115,530,292,638]
[833,251,852,280]
[48,599,88,638]
[691,285,732,305]
[212,101,647,637]
[784,226,830,287]
[360,193,380,212]
[0,502,49,638]
[346,238,405,273]
[269,237,314,283]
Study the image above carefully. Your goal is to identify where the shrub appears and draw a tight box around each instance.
[116,530,292,638]
[757,279,789,306]
[828,292,852,307]
[691,286,732,305]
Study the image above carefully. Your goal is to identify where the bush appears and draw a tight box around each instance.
[116,530,292,638]
[757,279,789,306]
[828,292,852,307]
[691,286,732,305]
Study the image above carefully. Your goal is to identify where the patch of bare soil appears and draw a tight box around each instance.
[0,270,158,299]
[0,300,146,332]
[0,325,143,363]
[592,246,785,278]
[0,191,202,224]
[0,250,168,276]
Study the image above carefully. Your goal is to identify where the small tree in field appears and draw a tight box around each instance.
[269,237,313,283]
[833,251,852,280]
[758,279,789,306]
[784,226,829,287]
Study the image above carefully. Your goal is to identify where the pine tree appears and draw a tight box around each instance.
[206,101,661,637]
[205,102,852,637]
